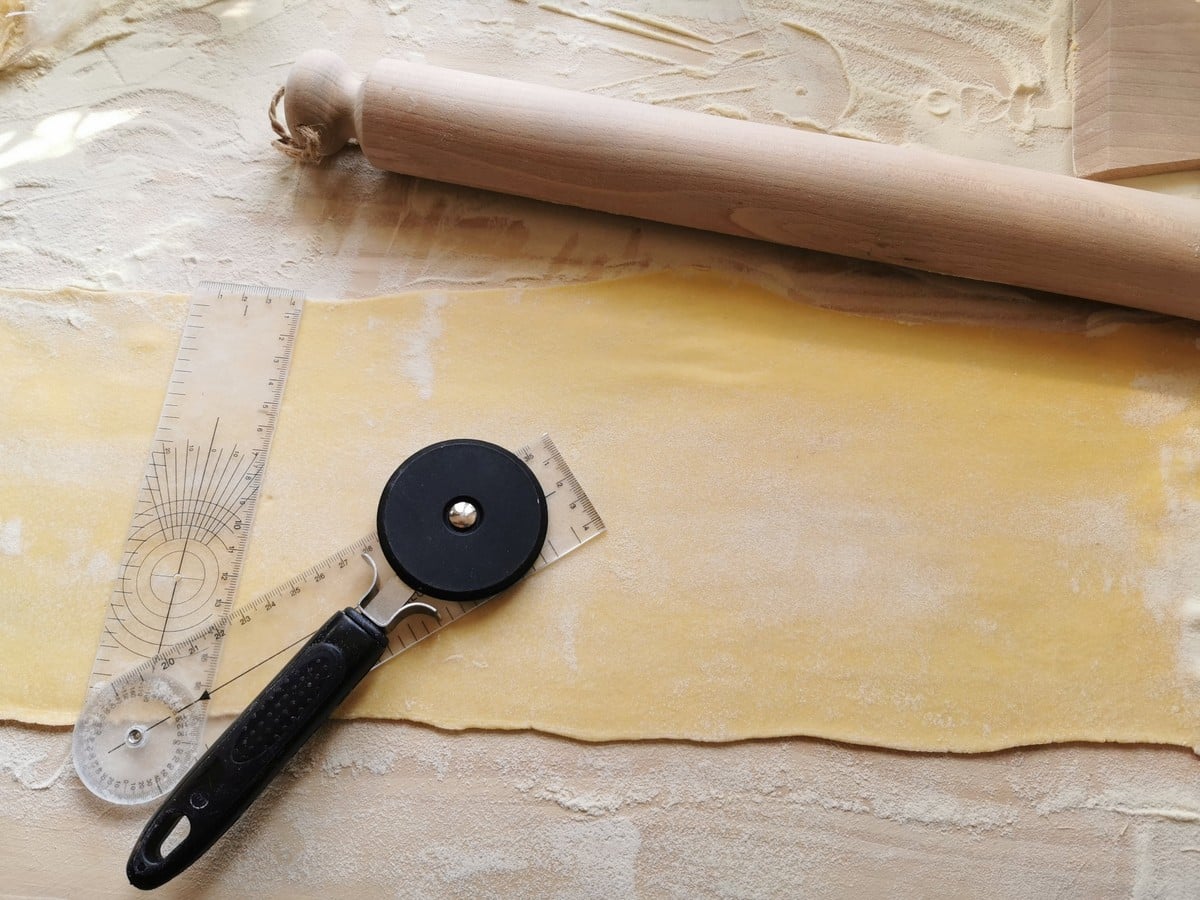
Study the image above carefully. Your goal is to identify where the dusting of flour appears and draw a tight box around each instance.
[6,721,1200,894]
[0,518,22,556]
[400,293,446,401]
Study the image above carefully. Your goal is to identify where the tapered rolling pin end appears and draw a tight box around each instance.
[281,50,362,159]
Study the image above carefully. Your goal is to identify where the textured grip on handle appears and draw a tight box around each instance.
[126,608,386,891]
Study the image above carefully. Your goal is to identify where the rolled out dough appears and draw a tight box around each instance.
[4,272,1200,753]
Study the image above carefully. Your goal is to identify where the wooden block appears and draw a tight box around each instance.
[1074,0,1200,180]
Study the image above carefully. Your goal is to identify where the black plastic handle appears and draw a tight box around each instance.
[127,607,387,890]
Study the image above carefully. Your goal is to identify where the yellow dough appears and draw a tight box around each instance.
[3,273,1200,752]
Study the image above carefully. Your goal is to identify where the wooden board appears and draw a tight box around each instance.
[1074,0,1200,180]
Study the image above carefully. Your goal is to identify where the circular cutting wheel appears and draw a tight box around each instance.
[376,438,548,602]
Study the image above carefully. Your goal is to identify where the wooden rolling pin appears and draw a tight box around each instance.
[281,50,1200,318]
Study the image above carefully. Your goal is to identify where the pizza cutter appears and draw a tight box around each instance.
[126,438,548,890]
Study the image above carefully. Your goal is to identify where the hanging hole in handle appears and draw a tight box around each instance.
[158,813,192,858]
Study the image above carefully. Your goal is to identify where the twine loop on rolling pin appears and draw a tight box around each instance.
[268,87,325,163]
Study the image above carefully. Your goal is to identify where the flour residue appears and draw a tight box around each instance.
[0,0,26,68]
[536,782,623,815]
[0,0,108,70]
[0,297,94,332]
[1124,372,1199,427]
[523,0,1072,170]
[84,550,112,578]
[0,518,22,555]
[655,414,966,624]
[1180,597,1200,683]
[400,293,446,401]
[5,718,1200,894]
[1141,433,1200,687]
[1118,372,1200,689]
[0,106,141,193]
[1087,368,1200,695]
[539,3,715,54]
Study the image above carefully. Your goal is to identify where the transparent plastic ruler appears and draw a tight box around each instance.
[72,434,603,805]
[72,282,303,803]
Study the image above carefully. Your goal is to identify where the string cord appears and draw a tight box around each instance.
[268,86,325,163]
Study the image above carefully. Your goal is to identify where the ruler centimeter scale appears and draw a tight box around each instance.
[74,435,604,805]
[72,282,304,804]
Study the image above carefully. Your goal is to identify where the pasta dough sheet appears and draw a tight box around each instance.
[4,273,1200,753]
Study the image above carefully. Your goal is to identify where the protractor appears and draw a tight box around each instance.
[73,671,207,805]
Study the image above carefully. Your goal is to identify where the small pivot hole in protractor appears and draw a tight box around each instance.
[376,439,548,602]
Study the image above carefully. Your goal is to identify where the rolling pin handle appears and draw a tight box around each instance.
[283,49,362,157]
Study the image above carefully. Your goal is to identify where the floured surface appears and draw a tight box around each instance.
[5,273,1200,752]
[7,721,1200,897]
[0,0,24,67]
[0,0,1081,299]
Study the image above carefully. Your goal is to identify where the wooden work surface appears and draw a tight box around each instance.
[3,1,1200,896]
